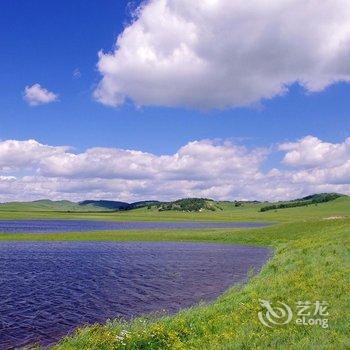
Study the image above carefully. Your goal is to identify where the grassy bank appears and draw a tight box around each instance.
[46,218,348,349]
[0,198,349,349]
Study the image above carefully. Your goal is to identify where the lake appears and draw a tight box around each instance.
[0,242,270,349]
[0,219,270,234]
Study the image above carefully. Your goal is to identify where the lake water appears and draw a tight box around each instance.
[0,242,270,349]
[0,219,270,234]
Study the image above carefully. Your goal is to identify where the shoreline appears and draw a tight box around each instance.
[0,202,348,349]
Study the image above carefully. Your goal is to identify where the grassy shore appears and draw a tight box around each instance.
[0,198,349,349]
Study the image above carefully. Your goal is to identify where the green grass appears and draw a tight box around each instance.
[0,197,349,349]
[0,196,348,223]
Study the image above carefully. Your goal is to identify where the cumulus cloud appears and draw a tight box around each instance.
[23,84,58,106]
[0,136,349,202]
[38,139,267,182]
[0,139,68,171]
[280,136,350,168]
[94,0,350,109]
[280,136,350,185]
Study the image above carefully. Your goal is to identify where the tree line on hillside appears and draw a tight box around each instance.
[259,193,343,212]
[157,198,217,212]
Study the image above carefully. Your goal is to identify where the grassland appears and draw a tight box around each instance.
[0,196,349,223]
[0,197,349,349]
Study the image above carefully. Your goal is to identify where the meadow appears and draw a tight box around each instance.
[0,197,349,349]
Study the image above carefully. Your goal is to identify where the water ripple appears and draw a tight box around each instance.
[0,241,270,349]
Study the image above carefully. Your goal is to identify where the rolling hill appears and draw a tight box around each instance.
[0,193,347,213]
[260,193,345,212]
[0,199,160,212]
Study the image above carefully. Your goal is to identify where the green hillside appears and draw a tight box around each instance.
[0,194,347,221]
[156,198,221,212]
[0,199,161,213]
[260,193,345,212]
[79,200,130,210]
[0,199,112,212]
[1,194,348,350]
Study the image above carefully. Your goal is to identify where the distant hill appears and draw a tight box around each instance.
[129,201,161,209]
[297,193,343,202]
[79,200,160,211]
[260,193,346,212]
[0,199,161,212]
[0,193,346,213]
[0,199,110,212]
[156,198,221,212]
[79,200,130,210]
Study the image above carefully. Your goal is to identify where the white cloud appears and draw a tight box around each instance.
[23,83,58,106]
[39,139,266,182]
[0,139,68,171]
[73,68,82,79]
[280,135,350,168]
[279,136,350,185]
[94,0,350,109]
[0,136,349,202]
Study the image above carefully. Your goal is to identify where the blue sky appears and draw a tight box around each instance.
[0,1,349,201]
[1,0,349,153]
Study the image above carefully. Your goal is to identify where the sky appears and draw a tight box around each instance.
[1,0,350,202]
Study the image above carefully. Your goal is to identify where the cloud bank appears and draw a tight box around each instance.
[0,136,349,202]
[94,0,350,109]
[23,84,58,106]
